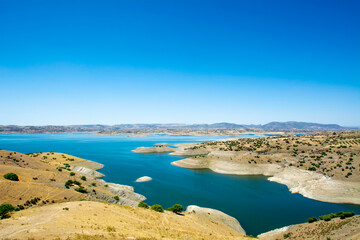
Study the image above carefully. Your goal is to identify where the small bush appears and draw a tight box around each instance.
[151,204,164,212]
[167,204,183,214]
[73,180,81,186]
[65,180,74,188]
[307,217,318,223]
[284,233,291,238]
[91,183,96,187]
[114,196,119,201]
[340,212,354,219]
[75,187,87,193]
[0,204,15,219]
[80,176,87,181]
[3,173,19,181]
[138,202,149,209]
[70,172,75,176]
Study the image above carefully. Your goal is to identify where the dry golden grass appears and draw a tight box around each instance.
[260,215,360,240]
[0,150,117,209]
[0,201,251,240]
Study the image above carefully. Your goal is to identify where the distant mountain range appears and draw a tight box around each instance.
[0,121,356,133]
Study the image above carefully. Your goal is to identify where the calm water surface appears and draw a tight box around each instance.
[0,133,359,236]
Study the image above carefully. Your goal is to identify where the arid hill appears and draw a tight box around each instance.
[0,201,252,240]
[0,150,145,209]
[259,215,360,240]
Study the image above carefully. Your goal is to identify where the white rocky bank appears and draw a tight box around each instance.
[172,157,360,205]
[186,205,246,235]
[70,159,146,206]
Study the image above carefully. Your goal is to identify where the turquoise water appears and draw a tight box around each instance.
[0,133,359,236]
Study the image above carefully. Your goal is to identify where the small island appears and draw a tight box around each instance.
[136,176,152,182]
[132,145,176,153]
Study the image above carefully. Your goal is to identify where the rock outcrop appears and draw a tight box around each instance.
[186,205,246,235]
[135,176,152,182]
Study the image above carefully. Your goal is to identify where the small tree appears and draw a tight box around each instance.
[75,187,87,193]
[80,176,87,181]
[70,172,75,176]
[65,180,74,188]
[0,204,15,219]
[114,196,119,201]
[307,217,318,223]
[3,173,19,181]
[167,204,183,214]
[138,202,149,209]
[151,204,164,212]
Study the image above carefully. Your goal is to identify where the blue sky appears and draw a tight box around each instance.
[0,0,359,126]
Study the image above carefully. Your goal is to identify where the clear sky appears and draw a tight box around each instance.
[0,0,359,126]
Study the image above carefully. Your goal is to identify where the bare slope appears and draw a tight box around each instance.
[0,201,251,240]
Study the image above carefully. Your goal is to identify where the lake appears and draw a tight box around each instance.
[0,133,359,236]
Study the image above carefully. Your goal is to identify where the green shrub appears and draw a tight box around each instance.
[91,183,96,187]
[151,204,164,212]
[307,217,318,223]
[3,173,19,181]
[283,233,291,238]
[317,211,355,221]
[75,187,87,193]
[167,204,183,214]
[73,180,81,186]
[114,196,119,201]
[340,212,354,219]
[65,180,74,188]
[0,204,15,219]
[138,202,149,209]
[70,172,75,176]
[80,176,87,181]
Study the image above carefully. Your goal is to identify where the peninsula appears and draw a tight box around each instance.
[169,131,360,204]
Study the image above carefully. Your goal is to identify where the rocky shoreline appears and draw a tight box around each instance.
[171,157,360,205]
[70,157,146,206]
[133,135,360,205]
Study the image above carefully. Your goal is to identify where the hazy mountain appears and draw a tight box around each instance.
[261,121,345,130]
[0,121,355,133]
